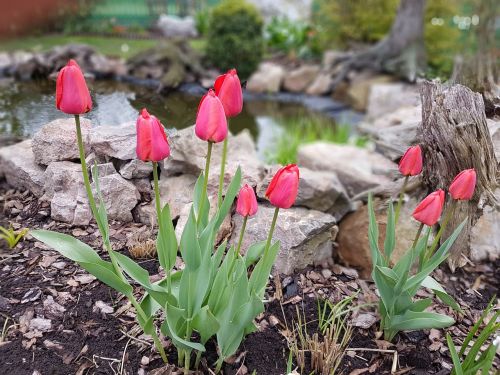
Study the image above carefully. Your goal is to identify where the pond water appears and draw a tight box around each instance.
[0,79,361,158]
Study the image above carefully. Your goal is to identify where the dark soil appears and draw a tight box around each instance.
[1,185,499,374]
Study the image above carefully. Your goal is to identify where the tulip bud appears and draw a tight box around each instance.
[236,184,258,217]
[195,89,228,143]
[449,169,476,200]
[56,59,92,115]
[399,145,423,176]
[265,164,300,209]
[214,69,243,118]
[136,108,170,162]
[412,189,445,226]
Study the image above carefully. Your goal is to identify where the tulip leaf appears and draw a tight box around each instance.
[408,298,433,312]
[248,241,280,297]
[446,333,464,375]
[192,306,220,344]
[387,310,455,332]
[156,204,178,273]
[79,261,133,296]
[367,194,383,267]
[180,207,202,270]
[193,172,210,230]
[421,276,461,311]
[161,303,205,352]
[91,164,110,244]
[244,240,267,267]
[214,167,241,231]
[384,202,396,262]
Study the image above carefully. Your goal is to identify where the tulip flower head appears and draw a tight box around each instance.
[136,109,170,162]
[214,69,243,118]
[195,89,228,143]
[399,145,423,176]
[236,184,258,217]
[449,169,476,200]
[412,189,445,226]
[56,59,92,115]
[265,164,300,209]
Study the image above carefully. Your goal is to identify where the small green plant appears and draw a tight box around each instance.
[266,116,368,165]
[194,8,210,36]
[206,0,264,78]
[447,296,499,375]
[0,225,28,249]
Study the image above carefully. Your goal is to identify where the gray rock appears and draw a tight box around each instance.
[487,118,500,162]
[91,122,136,160]
[0,140,46,197]
[231,205,337,275]
[257,166,351,220]
[157,15,198,38]
[119,159,153,179]
[306,72,332,96]
[470,189,500,262]
[247,63,285,93]
[297,143,397,197]
[322,50,346,70]
[93,173,140,222]
[43,161,91,225]
[366,83,420,120]
[162,126,265,189]
[283,65,321,93]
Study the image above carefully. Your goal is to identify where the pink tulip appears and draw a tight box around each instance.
[195,89,228,143]
[214,69,243,118]
[412,190,445,226]
[236,184,258,217]
[449,169,476,200]
[136,108,170,162]
[265,165,300,209]
[56,59,92,115]
[399,145,423,176]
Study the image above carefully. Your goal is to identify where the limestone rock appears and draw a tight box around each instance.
[231,205,337,275]
[119,159,153,179]
[43,161,91,225]
[366,83,420,120]
[257,166,351,220]
[93,173,140,222]
[0,140,46,197]
[91,122,136,160]
[470,189,500,262]
[247,63,285,93]
[32,118,92,165]
[283,65,321,93]
[162,126,264,189]
[297,143,397,197]
[346,74,395,112]
[306,73,332,96]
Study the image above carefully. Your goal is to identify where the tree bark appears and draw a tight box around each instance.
[331,0,426,87]
[419,81,498,271]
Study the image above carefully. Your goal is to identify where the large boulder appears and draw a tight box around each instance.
[469,189,500,262]
[91,122,136,160]
[365,83,420,120]
[346,73,395,112]
[257,166,351,220]
[156,15,198,38]
[297,143,397,197]
[306,72,332,96]
[43,161,91,225]
[32,118,92,165]
[162,126,265,189]
[231,205,337,275]
[0,140,46,197]
[283,65,321,93]
[247,62,285,93]
[118,159,153,179]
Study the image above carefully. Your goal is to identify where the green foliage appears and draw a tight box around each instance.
[447,296,500,375]
[368,195,464,341]
[0,225,28,249]
[206,0,264,78]
[195,8,211,37]
[265,16,320,59]
[266,116,368,165]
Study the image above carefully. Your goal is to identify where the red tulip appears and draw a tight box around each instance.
[195,89,228,143]
[236,184,258,217]
[449,169,476,200]
[56,59,92,115]
[399,145,423,176]
[412,189,445,226]
[265,164,300,209]
[214,69,243,118]
[136,108,170,162]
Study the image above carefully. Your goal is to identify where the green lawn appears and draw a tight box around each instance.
[0,35,206,58]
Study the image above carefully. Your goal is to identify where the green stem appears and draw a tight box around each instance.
[218,134,229,208]
[394,176,409,224]
[425,199,458,263]
[194,350,202,369]
[215,357,224,374]
[227,216,248,278]
[411,222,425,252]
[198,142,213,224]
[76,116,167,364]
[264,207,280,258]
[184,349,190,375]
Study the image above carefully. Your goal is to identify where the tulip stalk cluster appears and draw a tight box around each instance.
[369,145,477,341]
[31,61,300,374]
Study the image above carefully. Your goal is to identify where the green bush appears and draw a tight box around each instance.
[206,0,264,78]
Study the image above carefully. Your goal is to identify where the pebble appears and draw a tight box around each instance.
[321,269,333,279]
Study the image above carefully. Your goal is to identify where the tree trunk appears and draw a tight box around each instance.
[331,0,426,87]
[419,81,498,271]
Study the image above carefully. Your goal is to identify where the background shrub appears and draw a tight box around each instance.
[206,0,264,78]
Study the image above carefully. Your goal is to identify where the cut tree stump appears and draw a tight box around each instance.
[419,81,498,271]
